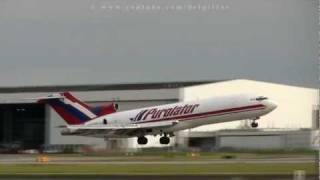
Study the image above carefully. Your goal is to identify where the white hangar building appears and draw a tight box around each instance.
[181,79,319,131]
[0,79,318,151]
[178,79,319,150]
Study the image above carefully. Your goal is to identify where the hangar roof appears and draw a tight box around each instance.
[0,80,223,93]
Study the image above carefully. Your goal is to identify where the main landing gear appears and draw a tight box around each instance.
[160,135,170,145]
[251,117,259,128]
[137,136,148,145]
[137,134,171,145]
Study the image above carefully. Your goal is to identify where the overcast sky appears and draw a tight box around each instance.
[0,0,318,88]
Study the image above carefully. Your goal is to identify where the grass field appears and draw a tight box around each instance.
[0,163,316,176]
[0,151,317,176]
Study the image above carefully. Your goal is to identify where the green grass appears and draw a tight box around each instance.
[0,163,316,176]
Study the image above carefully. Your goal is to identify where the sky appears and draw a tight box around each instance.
[0,0,318,88]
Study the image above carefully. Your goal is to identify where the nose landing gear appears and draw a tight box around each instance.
[251,117,259,128]
[251,122,258,128]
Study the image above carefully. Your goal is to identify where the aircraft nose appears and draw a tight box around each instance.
[265,100,277,111]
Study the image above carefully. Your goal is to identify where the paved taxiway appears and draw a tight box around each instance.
[0,154,315,164]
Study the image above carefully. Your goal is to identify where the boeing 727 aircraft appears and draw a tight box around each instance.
[37,92,277,145]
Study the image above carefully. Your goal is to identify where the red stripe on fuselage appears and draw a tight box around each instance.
[134,104,265,124]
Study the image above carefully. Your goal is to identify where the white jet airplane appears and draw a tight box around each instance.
[37,92,277,145]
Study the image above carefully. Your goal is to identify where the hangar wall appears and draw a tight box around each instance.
[219,135,283,149]
[180,79,319,131]
[180,129,314,150]
[218,130,312,150]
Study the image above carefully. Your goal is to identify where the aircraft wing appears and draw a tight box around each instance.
[62,121,179,137]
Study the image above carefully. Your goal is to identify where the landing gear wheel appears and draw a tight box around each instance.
[160,136,170,144]
[137,136,148,145]
[251,122,258,128]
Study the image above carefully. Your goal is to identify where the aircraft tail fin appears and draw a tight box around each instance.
[37,92,117,125]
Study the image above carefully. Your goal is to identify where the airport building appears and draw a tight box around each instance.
[178,80,319,150]
[0,79,318,151]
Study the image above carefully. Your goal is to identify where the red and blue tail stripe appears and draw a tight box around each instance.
[45,98,94,124]
[38,92,117,125]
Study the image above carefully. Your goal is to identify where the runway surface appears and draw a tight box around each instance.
[0,154,316,164]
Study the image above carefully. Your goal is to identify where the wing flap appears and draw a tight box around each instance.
[68,120,178,130]
[62,121,179,137]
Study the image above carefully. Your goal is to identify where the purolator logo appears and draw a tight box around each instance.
[130,104,200,122]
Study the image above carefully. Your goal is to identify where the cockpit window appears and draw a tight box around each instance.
[251,96,268,101]
[255,96,268,101]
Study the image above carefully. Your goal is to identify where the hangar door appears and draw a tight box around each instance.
[0,104,45,149]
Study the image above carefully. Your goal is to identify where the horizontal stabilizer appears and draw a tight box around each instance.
[25,94,63,101]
